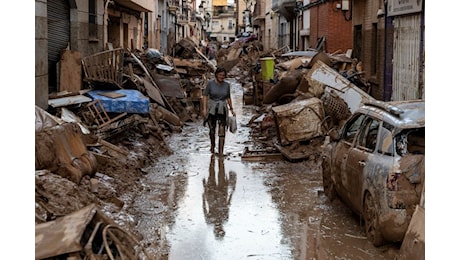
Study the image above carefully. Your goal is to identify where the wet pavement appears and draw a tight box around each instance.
[133,79,400,259]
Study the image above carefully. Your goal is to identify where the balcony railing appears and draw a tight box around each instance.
[177,14,189,24]
[168,0,180,7]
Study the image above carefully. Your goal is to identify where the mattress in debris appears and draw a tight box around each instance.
[87,89,150,114]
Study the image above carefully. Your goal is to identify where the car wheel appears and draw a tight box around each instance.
[322,159,336,201]
[363,192,385,246]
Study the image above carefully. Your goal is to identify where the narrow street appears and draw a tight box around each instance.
[34,0,427,258]
[130,79,400,259]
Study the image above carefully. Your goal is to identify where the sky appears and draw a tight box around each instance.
[1,1,457,259]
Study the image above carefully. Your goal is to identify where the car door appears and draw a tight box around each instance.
[332,113,366,199]
[345,117,380,211]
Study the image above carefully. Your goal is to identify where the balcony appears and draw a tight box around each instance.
[272,0,296,20]
[177,14,189,25]
[114,0,154,12]
[252,0,265,26]
[168,0,180,12]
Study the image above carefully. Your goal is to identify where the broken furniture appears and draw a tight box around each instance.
[271,98,327,161]
[82,48,125,88]
[35,204,151,259]
[81,99,128,129]
[272,98,326,146]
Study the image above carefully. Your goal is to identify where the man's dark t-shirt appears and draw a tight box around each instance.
[204,80,231,101]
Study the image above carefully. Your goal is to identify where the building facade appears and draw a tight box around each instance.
[351,0,424,101]
[36,0,424,109]
[209,1,237,42]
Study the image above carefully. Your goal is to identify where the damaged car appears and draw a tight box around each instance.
[321,100,425,246]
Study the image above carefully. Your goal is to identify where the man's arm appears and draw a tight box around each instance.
[227,97,236,117]
[202,95,208,118]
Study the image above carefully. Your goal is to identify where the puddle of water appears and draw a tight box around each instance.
[166,154,293,260]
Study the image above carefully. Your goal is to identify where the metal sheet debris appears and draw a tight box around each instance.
[307,60,375,113]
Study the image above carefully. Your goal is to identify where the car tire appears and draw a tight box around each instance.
[363,191,385,246]
[322,159,336,201]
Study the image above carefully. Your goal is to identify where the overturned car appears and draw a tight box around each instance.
[321,100,425,246]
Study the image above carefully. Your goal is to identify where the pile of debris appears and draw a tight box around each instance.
[237,47,375,161]
[36,203,153,259]
[35,37,221,259]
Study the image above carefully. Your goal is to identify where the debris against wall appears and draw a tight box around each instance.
[35,106,97,184]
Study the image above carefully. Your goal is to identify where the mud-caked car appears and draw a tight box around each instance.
[321,100,425,246]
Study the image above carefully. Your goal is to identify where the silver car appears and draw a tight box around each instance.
[321,100,425,246]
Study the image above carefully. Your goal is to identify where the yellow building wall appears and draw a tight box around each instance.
[213,0,227,6]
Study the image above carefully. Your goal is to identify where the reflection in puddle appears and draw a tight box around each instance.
[202,155,237,239]
[166,154,293,260]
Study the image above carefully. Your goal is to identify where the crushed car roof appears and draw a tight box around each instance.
[360,100,425,129]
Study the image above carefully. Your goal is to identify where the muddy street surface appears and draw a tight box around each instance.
[131,79,399,259]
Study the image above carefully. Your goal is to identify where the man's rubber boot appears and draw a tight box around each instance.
[218,137,225,156]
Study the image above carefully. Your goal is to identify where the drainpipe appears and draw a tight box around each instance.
[103,0,114,48]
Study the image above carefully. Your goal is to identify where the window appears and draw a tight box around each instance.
[342,114,366,143]
[377,122,395,156]
[228,20,233,29]
[357,118,380,151]
[278,22,287,48]
[89,0,98,40]
[211,20,219,30]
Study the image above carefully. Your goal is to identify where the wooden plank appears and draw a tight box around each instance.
[141,77,165,106]
[98,112,127,128]
[241,147,283,161]
[194,47,217,71]
[59,50,82,93]
[175,67,188,74]
[49,90,77,99]
[98,138,129,156]
[274,143,318,161]
[48,95,92,108]
[172,58,204,68]
[97,91,126,99]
